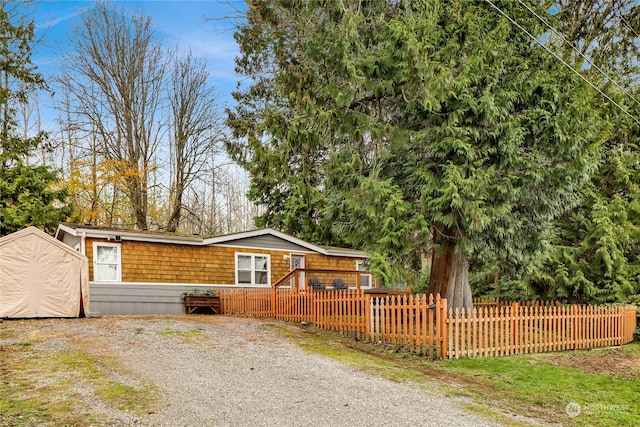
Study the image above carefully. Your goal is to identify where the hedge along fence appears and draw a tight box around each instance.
[214,288,636,359]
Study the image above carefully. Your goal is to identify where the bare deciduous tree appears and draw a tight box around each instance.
[58,1,164,229]
[166,49,223,232]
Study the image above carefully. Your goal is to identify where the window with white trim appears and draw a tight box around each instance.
[356,260,372,288]
[93,242,122,282]
[236,253,270,286]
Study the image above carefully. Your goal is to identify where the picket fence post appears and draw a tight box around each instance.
[437,295,448,359]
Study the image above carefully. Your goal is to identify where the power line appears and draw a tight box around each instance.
[515,0,640,111]
[620,13,639,40]
[484,0,640,126]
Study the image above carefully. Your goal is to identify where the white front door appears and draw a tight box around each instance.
[290,254,306,288]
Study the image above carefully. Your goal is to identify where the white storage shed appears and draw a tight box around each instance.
[0,227,90,318]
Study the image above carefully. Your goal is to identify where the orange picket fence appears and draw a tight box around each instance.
[447,303,638,359]
[369,293,447,357]
[217,288,276,318]
[214,288,637,359]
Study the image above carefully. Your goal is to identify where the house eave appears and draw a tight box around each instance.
[54,224,368,257]
[202,228,335,255]
[324,248,367,258]
[55,224,204,245]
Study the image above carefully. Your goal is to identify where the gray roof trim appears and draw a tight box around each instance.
[55,223,204,245]
[54,224,367,258]
[202,228,366,258]
[324,248,368,258]
[202,228,327,253]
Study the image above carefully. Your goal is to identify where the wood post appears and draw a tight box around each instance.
[437,295,448,359]
[511,302,519,351]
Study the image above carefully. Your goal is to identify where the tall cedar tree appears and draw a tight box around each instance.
[227,0,603,309]
[0,4,72,236]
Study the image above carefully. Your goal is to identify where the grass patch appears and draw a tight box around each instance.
[0,327,156,426]
[457,402,534,427]
[266,323,640,427]
[58,350,154,413]
[0,346,99,427]
[441,347,640,427]
[0,391,47,427]
[97,383,152,412]
[0,328,18,339]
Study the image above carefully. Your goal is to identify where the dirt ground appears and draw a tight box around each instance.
[545,346,640,380]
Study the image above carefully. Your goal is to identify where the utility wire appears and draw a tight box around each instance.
[484,0,640,126]
[516,0,640,111]
[620,13,640,40]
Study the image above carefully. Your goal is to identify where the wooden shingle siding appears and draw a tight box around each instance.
[86,238,363,285]
[305,253,360,271]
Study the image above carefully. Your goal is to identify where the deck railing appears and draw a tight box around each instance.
[272,268,375,290]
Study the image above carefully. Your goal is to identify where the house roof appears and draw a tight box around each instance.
[54,223,366,258]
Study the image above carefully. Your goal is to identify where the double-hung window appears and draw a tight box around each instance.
[236,253,270,286]
[93,242,122,282]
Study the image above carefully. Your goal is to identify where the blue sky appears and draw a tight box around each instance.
[28,0,246,129]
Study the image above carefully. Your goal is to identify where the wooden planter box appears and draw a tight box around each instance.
[184,295,220,315]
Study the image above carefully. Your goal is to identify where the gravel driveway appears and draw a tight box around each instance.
[4,316,517,426]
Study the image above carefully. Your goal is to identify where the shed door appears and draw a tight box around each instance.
[290,254,306,289]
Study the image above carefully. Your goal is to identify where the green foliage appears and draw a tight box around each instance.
[0,4,73,236]
[0,140,73,235]
[0,5,44,114]
[225,0,328,243]
[479,1,640,304]
[228,0,603,292]
[444,348,640,427]
[180,288,217,299]
[517,129,640,304]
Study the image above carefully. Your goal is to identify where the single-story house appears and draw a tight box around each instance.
[1,226,90,318]
[55,223,372,315]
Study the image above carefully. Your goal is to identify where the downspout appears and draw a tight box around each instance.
[81,231,86,257]
[80,231,89,316]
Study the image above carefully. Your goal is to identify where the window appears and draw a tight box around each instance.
[356,260,372,288]
[236,253,270,286]
[93,242,122,282]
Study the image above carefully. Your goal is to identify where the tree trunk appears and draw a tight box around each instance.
[427,223,473,311]
[166,188,183,233]
[127,176,148,230]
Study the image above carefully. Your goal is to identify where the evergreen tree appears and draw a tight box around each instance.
[0,4,73,236]
[499,1,640,303]
[227,0,603,308]
[226,1,336,244]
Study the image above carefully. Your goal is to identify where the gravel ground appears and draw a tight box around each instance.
[3,316,522,426]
